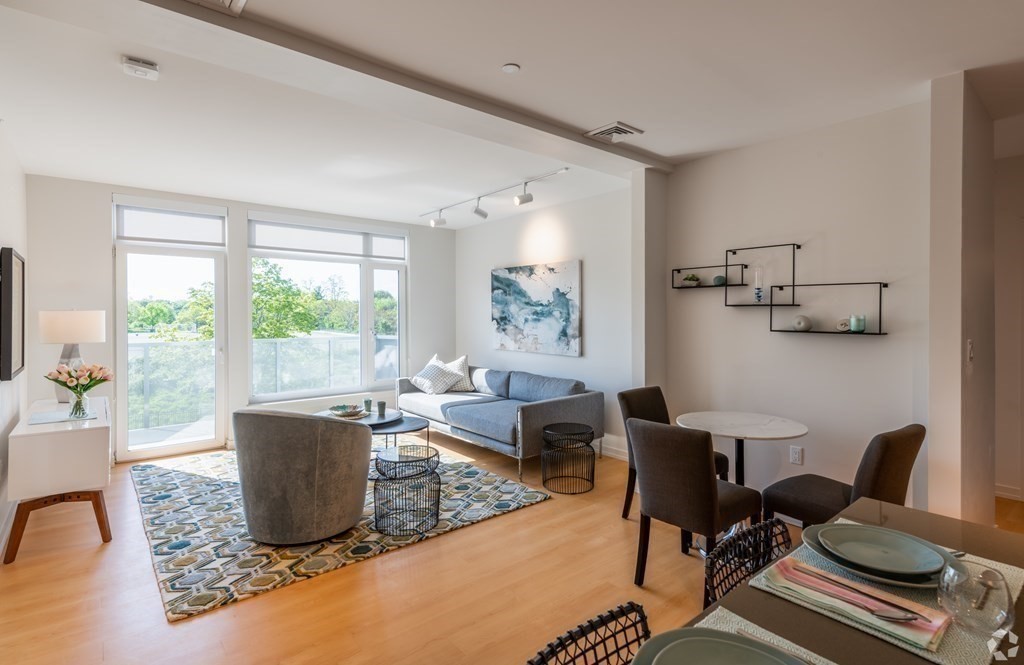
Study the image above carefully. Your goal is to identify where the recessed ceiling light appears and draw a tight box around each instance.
[501,63,521,74]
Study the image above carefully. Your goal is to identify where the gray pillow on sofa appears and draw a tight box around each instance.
[470,368,511,397]
[508,372,585,402]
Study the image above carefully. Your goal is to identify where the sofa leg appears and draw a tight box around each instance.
[518,458,523,482]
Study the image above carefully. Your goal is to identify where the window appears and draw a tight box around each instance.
[248,218,406,401]
[114,200,227,462]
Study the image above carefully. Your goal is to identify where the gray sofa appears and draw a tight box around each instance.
[396,366,604,479]
[233,410,372,545]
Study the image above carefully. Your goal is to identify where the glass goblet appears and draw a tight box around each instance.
[938,561,1015,638]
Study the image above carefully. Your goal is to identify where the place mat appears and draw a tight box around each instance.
[27,409,98,425]
[695,607,837,664]
[751,521,1024,665]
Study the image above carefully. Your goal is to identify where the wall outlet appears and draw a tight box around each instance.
[789,445,804,465]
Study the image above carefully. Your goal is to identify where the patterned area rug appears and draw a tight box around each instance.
[130,441,549,621]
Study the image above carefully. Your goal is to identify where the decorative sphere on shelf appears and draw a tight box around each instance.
[792,315,813,332]
[713,275,727,286]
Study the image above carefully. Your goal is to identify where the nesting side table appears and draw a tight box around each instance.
[374,444,441,536]
[4,397,112,564]
[541,422,596,494]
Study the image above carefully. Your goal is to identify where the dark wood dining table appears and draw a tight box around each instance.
[685,498,1024,664]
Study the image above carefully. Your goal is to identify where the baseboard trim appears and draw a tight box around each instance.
[599,434,627,461]
[996,484,1021,501]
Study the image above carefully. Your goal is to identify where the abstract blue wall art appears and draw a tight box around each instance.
[491,260,581,356]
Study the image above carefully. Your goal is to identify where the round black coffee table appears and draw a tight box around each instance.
[371,414,429,448]
[374,444,441,536]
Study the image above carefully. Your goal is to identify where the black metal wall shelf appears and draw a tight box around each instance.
[724,243,801,307]
[769,282,889,335]
[671,263,747,289]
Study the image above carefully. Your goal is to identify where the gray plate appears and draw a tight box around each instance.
[634,628,805,665]
[802,524,961,588]
[817,524,946,575]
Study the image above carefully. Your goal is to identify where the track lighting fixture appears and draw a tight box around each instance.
[513,183,534,206]
[472,198,489,219]
[419,167,569,227]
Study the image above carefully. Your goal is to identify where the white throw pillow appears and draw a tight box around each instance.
[411,356,463,395]
[446,355,474,392]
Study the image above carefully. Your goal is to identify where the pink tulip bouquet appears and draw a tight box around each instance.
[45,363,113,418]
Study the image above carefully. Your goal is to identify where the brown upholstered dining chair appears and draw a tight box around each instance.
[617,387,729,519]
[763,424,926,527]
[627,419,761,594]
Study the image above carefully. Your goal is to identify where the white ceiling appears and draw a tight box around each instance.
[0,1,629,228]
[240,0,1024,160]
[4,0,1024,226]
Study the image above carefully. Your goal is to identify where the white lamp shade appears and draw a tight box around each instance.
[39,310,107,344]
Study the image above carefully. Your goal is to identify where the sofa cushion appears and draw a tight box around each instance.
[470,368,511,398]
[508,371,584,402]
[445,399,526,445]
[411,356,463,395]
[397,391,503,424]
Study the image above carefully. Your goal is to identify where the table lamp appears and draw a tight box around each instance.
[39,310,107,403]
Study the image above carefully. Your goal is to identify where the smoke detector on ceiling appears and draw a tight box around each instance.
[182,0,248,16]
[584,121,645,144]
[122,56,159,81]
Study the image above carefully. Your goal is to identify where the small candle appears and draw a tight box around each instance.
[377,400,387,417]
[850,314,866,333]
[753,265,764,289]
[363,398,373,413]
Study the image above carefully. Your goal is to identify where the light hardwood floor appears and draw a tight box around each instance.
[0,433,707,665]
[2,433,1023,665]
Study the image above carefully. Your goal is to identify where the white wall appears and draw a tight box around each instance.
[454,188,633,454]
[0,128,29,543]
[665,103,931,502]
[959,80,996,525]
[25,175,455,445]
[995,155,1024,500]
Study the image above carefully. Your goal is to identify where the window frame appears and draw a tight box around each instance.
[246,218,408,404]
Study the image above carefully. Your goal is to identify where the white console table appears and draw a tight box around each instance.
[4,397,112,564]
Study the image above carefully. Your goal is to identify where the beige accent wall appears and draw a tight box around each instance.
[453,188,633,457]
[665,103,930,502]
[994,155,1024,500]
[0,127,29,548]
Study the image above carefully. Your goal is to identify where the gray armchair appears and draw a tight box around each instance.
[233,409,373,545]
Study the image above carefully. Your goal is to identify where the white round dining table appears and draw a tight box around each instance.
[675,411,808,486]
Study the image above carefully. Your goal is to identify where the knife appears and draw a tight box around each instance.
[793,563,931,621]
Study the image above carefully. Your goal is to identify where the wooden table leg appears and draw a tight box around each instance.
[3,501,33,564]
[2,490,112,564]
[89,491,112,542]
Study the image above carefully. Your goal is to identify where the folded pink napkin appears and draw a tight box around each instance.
[763,558,951,651]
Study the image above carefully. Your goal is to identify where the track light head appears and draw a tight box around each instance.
[513,184,534,206]
[472,197,489,219]
[513,192,533,206]
[429,211,447,227]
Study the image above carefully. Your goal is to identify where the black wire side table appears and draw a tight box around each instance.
[374,445,441,536]
[542,423,596,494]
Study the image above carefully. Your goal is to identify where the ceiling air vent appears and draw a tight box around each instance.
[182,0,248,16]
[584,121,645,144]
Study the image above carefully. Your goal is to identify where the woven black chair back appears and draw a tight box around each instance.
[704,518,792,608]
[527,601,650,665]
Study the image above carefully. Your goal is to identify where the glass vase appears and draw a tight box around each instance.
[68,393,90,419]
